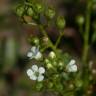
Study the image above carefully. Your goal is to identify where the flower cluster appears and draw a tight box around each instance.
[15,0,93,95]
[27,64,45,82]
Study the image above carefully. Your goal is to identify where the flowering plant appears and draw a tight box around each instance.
[15,0,96,96]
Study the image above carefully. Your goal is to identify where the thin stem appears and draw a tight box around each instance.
[55,32,63,48]
[25,2,33,6]
[41,46,50,52]
[82,0,92,64]
[38,24,60,56]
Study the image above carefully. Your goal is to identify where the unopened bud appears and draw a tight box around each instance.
[56,16,66,29]
[27,7,34,16]
[76,15,84,25]
[35,3,44,14]
[16,5,25,17]
[33,37,39,45]
[49,51,56,59]
[47,63,53,69]
[45,8,55,19]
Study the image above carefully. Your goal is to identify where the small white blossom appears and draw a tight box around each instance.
[49,51,56,59]
[26,64,45,82]
[66,59,77,72]
[27,46,42,60]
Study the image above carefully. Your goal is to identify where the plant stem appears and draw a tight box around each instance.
[38,24,60,56]
[81,0,93,94]
[55,32,63,48]
[25,2,33,6]
[82,0,92,64]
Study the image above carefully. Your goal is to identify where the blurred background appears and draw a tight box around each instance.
[0,0,96,96]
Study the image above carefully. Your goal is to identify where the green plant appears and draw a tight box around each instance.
[15,0,96,96]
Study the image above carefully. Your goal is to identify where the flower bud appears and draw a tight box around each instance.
[27,7,34,16]
[45,8,55,19]
[47,63,53,69]
[68,84,74,90]
[36,82,43,91]
[45,59,50,63]
[53,61,57,66]
[76,15,84,25]
[48,82,53,88]
[33,37,39,45]
[16,5,25,17]
[75,79,83,88]
[35,3,44,13]
[56,16,66,29]
[62,72,69,80]
[49,51,56,59]
[58,62,64,70]
[42,36,49,45]
[58,62,63,67]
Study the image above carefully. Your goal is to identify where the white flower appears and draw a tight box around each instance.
[66,59,77,72]
[49,51,56,59]
[26,64,45,82]
[27,46,42,60]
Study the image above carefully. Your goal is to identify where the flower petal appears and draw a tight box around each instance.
[35,52,42,60]
[27,52,33,58]
[39,67,45,74]
[32,64,38,72]
[30,74,37,80]
[67,64,77,72]
[26,69,33,76]
[37,75,44,82]
[31,46,36,53]
[68,59,76,66]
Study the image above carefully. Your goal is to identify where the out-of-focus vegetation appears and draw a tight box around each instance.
[0,0,96,96]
